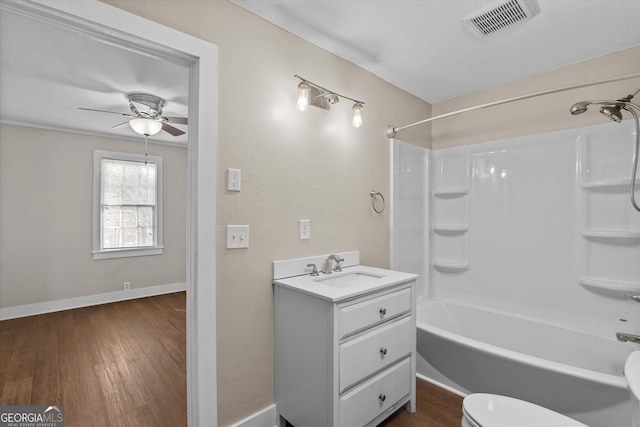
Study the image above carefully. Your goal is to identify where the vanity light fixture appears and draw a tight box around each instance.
[294,75,365,128]
[129,117,163,136]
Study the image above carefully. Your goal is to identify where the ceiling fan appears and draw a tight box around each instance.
[79,92,187,137]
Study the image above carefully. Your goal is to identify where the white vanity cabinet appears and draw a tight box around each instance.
[273,265,417,427]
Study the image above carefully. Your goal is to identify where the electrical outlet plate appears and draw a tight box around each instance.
[227,168,241,191]
[299,219,310,240]
[226,225,249,249]
[123,281,130,291]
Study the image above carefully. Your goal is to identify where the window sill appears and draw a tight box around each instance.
[92,247,164,260]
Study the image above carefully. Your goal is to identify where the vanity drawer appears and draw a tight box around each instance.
[340,316,412,392]
[339,287,411,339]
[339,357,411,427]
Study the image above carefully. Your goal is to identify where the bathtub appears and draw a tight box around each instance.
[416,298,635,427]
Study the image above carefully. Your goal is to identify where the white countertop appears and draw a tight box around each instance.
[273,265,418,302]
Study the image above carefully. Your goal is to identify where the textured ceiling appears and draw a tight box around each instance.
[0,4,189,144]
[1,1,639,142]
[232,0,640,103]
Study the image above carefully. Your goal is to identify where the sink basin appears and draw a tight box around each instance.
[313,271,385,287]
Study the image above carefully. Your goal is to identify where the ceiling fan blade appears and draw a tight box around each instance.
[162,122,186,136]
[111,121,130,129]
[78,107,135,118]
[163,116,188,125]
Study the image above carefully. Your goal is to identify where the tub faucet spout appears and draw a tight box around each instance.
[616,332,640,343]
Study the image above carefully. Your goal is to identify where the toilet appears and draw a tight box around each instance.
[461,351,640,427]
[461,393,588,427]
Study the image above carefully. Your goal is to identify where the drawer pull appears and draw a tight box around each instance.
[379,347,387,356]
[379,393,386,402]
[379,308,387,316]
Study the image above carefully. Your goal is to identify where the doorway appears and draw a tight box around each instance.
[0,1,218,424]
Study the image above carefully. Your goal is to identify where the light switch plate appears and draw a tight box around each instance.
[226,225,249,249]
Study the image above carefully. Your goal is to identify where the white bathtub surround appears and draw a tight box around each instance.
[393,122,640,334]
[392,121,640,427]
[390,140,430,299]
[273,253,418,426]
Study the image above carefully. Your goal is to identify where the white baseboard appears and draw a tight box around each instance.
[223,376,463,427]
[225,375,461,427]
[228,404,276,427]
[0,282,186,320]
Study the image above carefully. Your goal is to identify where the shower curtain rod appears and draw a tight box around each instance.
[386,72,640,138]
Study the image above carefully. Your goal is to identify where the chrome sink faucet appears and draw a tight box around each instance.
[321,254,344,274]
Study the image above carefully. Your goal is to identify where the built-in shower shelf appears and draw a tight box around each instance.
[582,178,639,192]
[433,224,469,235]
[581,229,640,241]
[433,260,469,273]
[579,277,640,296]
[433,188,469,198]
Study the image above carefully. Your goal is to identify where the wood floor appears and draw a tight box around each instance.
[1,292,463,427]
[379,380,463,427]
[0,292,187,427]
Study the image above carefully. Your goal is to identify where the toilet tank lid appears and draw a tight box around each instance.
[463,394,588,427]
[625,351,640,399]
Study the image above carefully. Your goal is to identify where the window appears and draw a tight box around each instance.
[93,150,163,259]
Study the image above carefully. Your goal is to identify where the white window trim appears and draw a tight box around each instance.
[92,149,163,260]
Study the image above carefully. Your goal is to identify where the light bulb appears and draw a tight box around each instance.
[129,118,163,136]
[297,81,310,111]
[352,103,363,128]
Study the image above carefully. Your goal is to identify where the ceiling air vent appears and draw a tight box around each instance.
[463,0,540,38]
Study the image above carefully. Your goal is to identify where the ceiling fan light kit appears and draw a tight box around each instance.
[78,92,188,137]
[129,117,163,136]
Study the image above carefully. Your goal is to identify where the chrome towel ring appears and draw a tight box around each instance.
[370,190,385,214]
